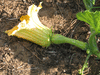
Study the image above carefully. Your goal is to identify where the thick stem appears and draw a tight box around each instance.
[88,32,100,58]
[88,32,97,50]
[51,34,88,50]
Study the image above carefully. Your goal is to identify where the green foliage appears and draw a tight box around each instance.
[52,1,100,74]
[76,10,100,33]
[76,0,100,74]
[83,0,95,10]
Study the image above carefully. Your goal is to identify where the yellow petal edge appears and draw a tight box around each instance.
[5,2,52,47]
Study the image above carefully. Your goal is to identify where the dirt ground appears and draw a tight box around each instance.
[0,0,100,75]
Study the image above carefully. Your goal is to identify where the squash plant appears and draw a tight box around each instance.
[5,1,100,75]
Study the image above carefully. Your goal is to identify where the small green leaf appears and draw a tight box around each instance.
[76,10,100,33]
[83,0,95,10]
[93,0,95,5]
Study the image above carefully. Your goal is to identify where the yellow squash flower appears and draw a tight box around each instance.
[5,2,52,47]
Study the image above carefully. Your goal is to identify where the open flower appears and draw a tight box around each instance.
[5,2,52,47]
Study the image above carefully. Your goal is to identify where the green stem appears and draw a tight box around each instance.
[88,32,100,58]
[79,53,91,75]
[92,7,100,9]
[51,34,88,50]
[88,32,97,51]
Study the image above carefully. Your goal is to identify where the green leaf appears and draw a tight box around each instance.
[83,0,95,10]
[76,10,100,33]
[93,0,95,5]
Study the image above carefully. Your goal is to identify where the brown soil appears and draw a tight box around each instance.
[0,0,100,75]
